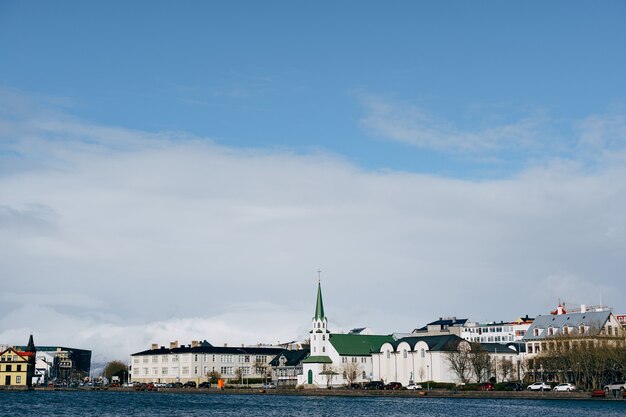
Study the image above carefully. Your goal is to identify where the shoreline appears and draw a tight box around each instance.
[22,387,624,401]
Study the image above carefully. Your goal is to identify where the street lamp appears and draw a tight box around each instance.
[237,349,249,388]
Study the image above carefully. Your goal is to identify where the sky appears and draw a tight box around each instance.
[1,1,626,361]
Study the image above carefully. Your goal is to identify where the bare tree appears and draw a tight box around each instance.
[498,357,514,382]
[469,343,491,383]
[418,366,426,382]
[340,361,360,386]
[446,345,471,384]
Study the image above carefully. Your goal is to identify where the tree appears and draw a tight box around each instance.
[340,361,360,386]
[468,343,491,383]
[234,367,243,383]
[206,370,221,383]
[104,360,128,380]
[418,366,426,382]
[498,357,514,382]
[446,343,471,383]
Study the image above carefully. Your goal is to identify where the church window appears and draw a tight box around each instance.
[403,350,407,358]
[322,346,325,353]
[313,347,316,353]
[386,351,390,359]
[322,335,325,341]
[421,349,425,358]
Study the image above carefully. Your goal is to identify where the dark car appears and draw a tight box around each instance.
[349,382,362,390]
[502,382,523,391]
[384,382,403,390]
[364,381,385,390]
[172,382,183,388]
[198,382,211,389]
[183,381,197,388]
[477,382,494,391]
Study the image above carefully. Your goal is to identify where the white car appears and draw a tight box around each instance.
[603,381,626,393]
[527,382,551,391]
[406,383,423,390]
[553,383,576,392]
[262,382,276,389]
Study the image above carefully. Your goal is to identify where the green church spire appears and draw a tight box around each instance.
[314,278,325,320]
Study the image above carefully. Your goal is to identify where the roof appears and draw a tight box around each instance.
[301,355,332,364]
[268,349,310,367]
[131,345,283,357]
[522,311,611,341]
[389,335,465,352]
[314,281,325,320]
[415,317,468,332]
[479,343,518,354]
[329,334,394,356]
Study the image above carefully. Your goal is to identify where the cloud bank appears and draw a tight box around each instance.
[1,91,625,360]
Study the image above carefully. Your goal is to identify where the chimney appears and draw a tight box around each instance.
[191,340,199,348]
[224,343,227,347]
[151,343,158,350]
[241,344,244,348]
[170,340,179,349]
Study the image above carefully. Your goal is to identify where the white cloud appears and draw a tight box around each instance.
[1,91,625,360]
[357,93,549,152]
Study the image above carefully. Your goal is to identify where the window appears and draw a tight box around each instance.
[352,357,357,363]
[153,368,158,375]
[322,335,325,341]
[386,351,390,359]
[403,350,407,359]
[195,355,198,362]
[172,367,179,374]
[143,368,148,375]
[563,326,569,335]
[152,356,158,363]
[528,344,533,354]
[16,376,21,383]
[143,357,148,363]
[361,357,367,363]
[579,325,585,335]
[162,356,168,363]
[16,365,21,371]
[133,358,139,364]
[548,327,554,336]
[5,365,11,372]
[182,367,189,374]
[342,357,347,363]
[362,371,366,379]
[194,366,198,375]
[421,349,425,358]
[162,367,168,375]
[322,346,325,353]
[534,328,540,337]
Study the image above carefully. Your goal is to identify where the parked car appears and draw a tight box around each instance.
[348,382,362,390]
[477,382,495,391]
[553,383,576,392]
[527,382,551,391]
[172,382,183,388]
[406,383,423,390]
[591,389,606,398]
[603,381,626,393]
[384,382,403,390]
[154,382,167,388]
[502,382,523,391]
[183,381,197,388]
[262,382,276,389]
[364,381,385,390]
[198,382,211,389]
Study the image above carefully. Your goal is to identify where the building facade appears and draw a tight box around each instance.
[269,348,309,387]
[130,340,282,384]
[0,335,36,388]
[460,316,534,344]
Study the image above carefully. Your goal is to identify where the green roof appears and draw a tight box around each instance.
[314,281,325,320]
[301,355,333,364]
[329,334,394,356]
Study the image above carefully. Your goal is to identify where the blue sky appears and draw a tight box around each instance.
[2,1,625,177]
[1,2,626,358]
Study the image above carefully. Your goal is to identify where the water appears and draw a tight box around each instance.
[0,391,624,417]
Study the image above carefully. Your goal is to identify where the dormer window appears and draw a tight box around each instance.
[548,327,554,336]
[579,324,585,335]
[563,326,569,335]
[534,328,540,337]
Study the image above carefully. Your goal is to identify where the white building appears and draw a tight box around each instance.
[298,281,393,387]
[461,316,534,344]
[130,340,282,384]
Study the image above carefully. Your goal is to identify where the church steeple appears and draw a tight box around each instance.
[314,279,325,320]
[26,334,35,352]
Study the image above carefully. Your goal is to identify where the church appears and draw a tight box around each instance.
[298,281,393,387]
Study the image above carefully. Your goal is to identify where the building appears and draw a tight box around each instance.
[372,335,468,385]
[130,340,282,384]
[25,346,91,385]
[0,335,36,388]
[460,316,534,344]
[522,304,625,357]
[616,314,626,329]
[269,348,309,387]
[298,281,393,387]
[412,317,468,337]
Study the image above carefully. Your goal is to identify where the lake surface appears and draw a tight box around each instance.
[0,391,624,416]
